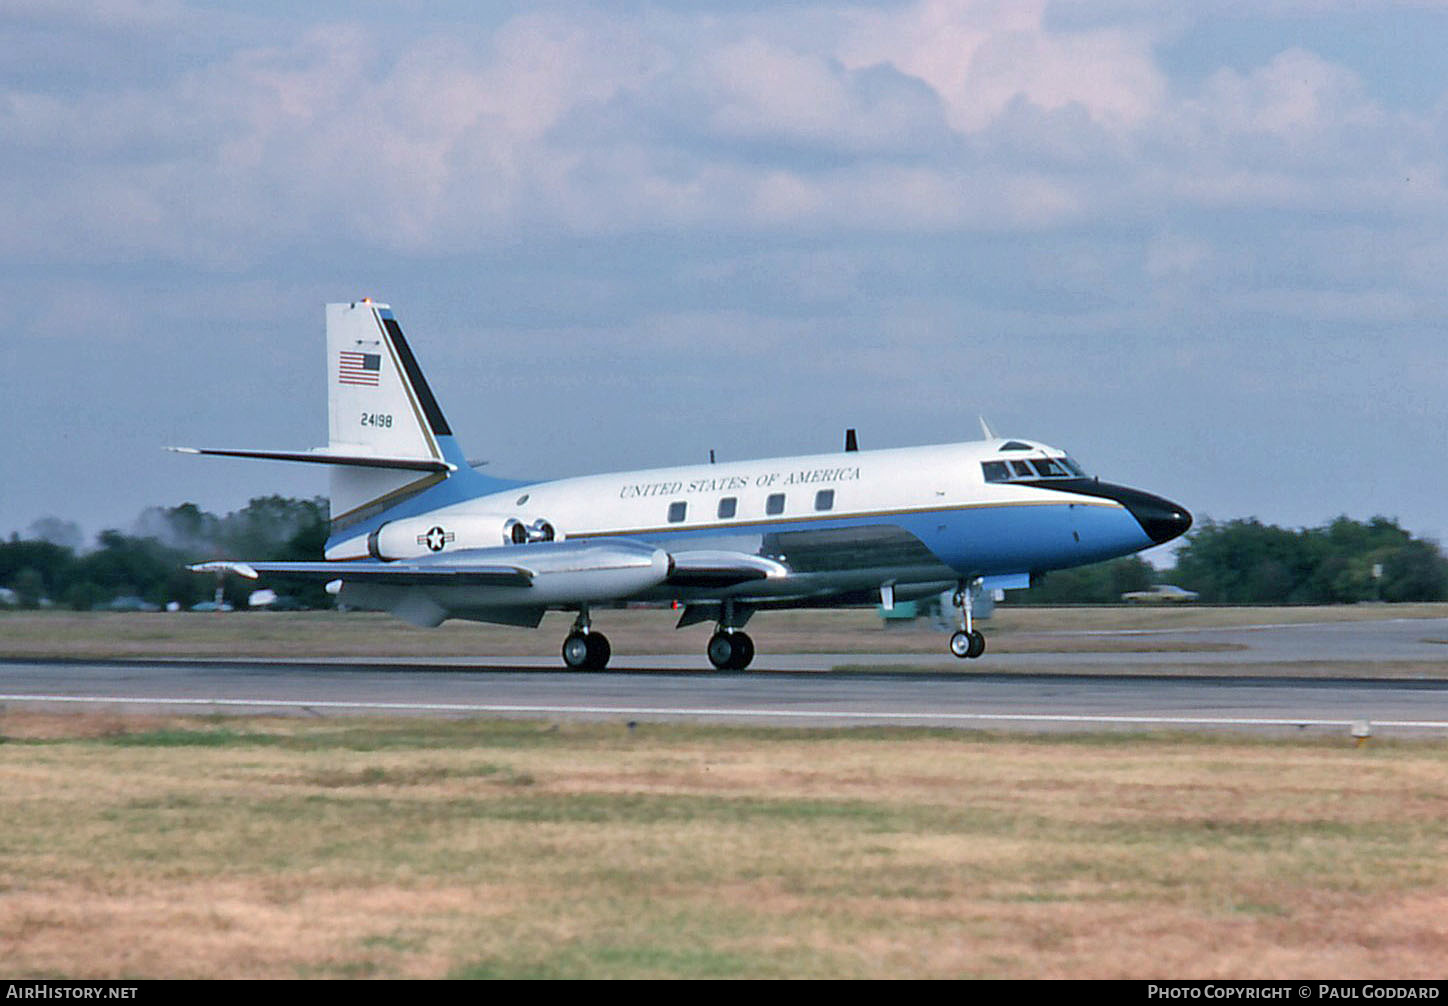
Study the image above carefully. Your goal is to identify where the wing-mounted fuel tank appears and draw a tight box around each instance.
[367,514,562,560]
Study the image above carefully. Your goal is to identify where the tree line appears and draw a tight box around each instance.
[0,497,329,611]
[1013,515,1448,604]
[2,503,1446,610]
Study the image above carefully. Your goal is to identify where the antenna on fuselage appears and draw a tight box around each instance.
[978,417,996,440]
[844,428,858,452]
[709,449,716,464]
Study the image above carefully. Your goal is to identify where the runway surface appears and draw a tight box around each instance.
[3,617,1446,736]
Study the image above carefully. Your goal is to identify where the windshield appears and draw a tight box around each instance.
[981,454,1087,483]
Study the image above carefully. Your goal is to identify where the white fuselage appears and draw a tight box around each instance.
[324,437,1160,612]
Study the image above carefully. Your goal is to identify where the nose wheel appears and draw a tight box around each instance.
[949,629,985,659]
[707,630,754,670]
[949,580,987,660]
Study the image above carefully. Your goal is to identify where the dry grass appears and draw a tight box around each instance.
[1,712,1445,978]
[3,603,1446,662]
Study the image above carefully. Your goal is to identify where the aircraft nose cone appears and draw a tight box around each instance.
[1129,494,1193,546]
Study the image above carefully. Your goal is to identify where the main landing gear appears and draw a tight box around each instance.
[561,607,611,670]
[705,599,755,670]
[949,582,986,660]
[706,629,755,670]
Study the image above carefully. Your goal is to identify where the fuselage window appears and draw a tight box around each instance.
[667,501,687,523]
[718,497,737,519]
[766,492,785,516]
[982,461,1010,483]
[1000,441,1032,451]
[1010,460,1034,477]
[814,489,834,511]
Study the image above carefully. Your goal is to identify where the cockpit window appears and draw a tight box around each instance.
[982,461,1010,483]
[983,454,1087,483]
[999,441,1033,451]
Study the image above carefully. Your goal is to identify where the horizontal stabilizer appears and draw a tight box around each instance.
[190,560,532,588]
[169,447,454,473]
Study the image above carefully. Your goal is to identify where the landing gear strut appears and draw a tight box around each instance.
[949,581,986,660]
[561,607,611,670]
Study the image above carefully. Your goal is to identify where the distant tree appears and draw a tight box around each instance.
[1381,540,1448,602]
[25,517,83,552]
[134,502,220,554]
[72,531,189,606]
[11,567,47,608]
[1008,555,1155,604]
[1172,516,1448,604]
[0,496,334,611]
[0,539,75,603]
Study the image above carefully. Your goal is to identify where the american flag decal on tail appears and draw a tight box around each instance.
[338,351,381,386]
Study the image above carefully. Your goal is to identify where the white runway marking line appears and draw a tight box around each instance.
[1040,617,1447,636]
[2,694,1447,731]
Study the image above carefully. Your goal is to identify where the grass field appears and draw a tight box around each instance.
[4,602,1447,662]
[1,713,1444,979]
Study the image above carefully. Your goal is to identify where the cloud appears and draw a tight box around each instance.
[839,0,1166,132]
[2,1,1446,274]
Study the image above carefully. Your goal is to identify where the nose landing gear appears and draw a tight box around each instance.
[949,581,986,660]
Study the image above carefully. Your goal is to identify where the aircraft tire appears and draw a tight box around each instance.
[585,631,611,670]
[563,631,611,670]
[562,632,591,669]
[967,630,986,659]
[707,632,734,670]
[949,631,972,659]
[728,631,754,670]
[707,631,753,670]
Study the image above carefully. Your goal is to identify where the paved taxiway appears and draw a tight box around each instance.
[2,617,1445,735]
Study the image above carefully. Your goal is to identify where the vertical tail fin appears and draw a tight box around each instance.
[326,301,464,532]
[172,300,513,556]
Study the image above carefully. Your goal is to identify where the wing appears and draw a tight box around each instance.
[190,560,531,587]
[191,538,673,614]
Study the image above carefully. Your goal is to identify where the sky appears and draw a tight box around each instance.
[5,0,1447,561]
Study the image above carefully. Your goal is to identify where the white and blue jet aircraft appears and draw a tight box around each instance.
[179,300,1191,670]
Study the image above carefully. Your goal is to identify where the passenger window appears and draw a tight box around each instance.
[766,493,785,516]
[1010,460,1034,477]
[667,501,687,523]
[814,489,834,511]
[717,497,737,519]
[982,461,1009,483]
